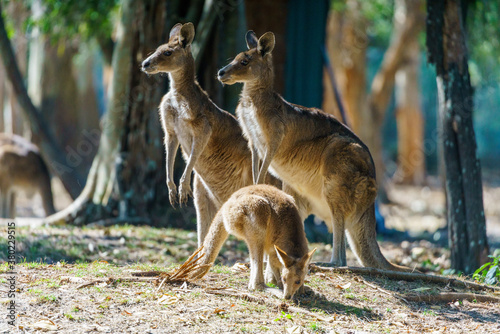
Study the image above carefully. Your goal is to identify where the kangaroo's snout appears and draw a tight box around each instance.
[141,59,152,72]
[218,69,225,77]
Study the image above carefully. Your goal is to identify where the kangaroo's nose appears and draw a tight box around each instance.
[143,60,151,68]
[218,69,225,77]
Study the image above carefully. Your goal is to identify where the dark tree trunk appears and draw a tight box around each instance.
[427,0,489,274]
[245,0,288,95]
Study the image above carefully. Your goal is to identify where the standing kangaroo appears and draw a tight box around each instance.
[190,184,316,299]
[218,31,410,271]
[141,23,280,245]
[0,133,56,218]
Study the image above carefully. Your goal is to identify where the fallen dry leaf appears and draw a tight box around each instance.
[30,319,58,331]
[231,262,248,273]
[157,294,178,305]
[336,282,351,290]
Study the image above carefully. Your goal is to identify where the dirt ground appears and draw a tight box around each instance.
[1,180,499,333]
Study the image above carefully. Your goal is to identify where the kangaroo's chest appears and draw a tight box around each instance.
[162,94,199,154]
[236,103,268,155]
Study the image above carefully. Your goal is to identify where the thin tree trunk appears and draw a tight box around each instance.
[322,2,368,132]
[0,63,5,132]
[393,0,425,185]
[0,1,84,198]
[366,0,424,199]
[427,0,489,273]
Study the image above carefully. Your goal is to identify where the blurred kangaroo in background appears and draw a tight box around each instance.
[141,23,281,246]
[189,184,316,299]
[0,133,56,218]
[218,31,411,271]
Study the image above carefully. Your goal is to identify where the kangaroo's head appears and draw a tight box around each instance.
[141,22,195,74]
[274,245,316,300]
[217,30,275,85]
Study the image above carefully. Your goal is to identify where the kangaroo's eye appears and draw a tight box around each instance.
[240,59,249,66]
[163,50,172,56]
[295,280,301,285]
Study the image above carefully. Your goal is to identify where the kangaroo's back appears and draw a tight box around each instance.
[0,134,55,217]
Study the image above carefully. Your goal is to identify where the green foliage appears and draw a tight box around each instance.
[274,310,293,322]
[473,251,500,285]
[26,0,118,42]
[467,0,500,82]
[330,0,394,46]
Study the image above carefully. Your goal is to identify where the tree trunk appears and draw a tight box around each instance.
[322,1,368,133]
[393,0,425,185]
[0,2,85,198]
[323,0,424,201]
[427,0,489,273]
[245,0,288,95]
[46,0,188,226]
[0,63,5,132]
[366,0,424,200]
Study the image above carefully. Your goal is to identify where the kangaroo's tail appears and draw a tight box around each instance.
[347,204,414,272]
[190,210,229,279]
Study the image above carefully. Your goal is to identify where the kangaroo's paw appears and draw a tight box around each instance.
[167,184,178,207]
[178,182,192,206]
[248,281,266,291]
[297,285,313,296]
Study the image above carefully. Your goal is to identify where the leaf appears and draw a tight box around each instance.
[231,262,248,273]
[286,325,304,334]
[412,287,431,292]
[158,294,178,305]
[485,265,499,285]
[473,262,491,277]
[121,310,132,316]
[336,282,351,290]
[31,319,58,331]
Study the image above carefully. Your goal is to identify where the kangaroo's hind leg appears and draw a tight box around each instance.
[193,174,219,247]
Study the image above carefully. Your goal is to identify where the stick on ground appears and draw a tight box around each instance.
[310,264,500,292]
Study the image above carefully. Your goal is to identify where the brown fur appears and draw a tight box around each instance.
[218,31,411,271]
[191,184,316,299]
[141,23,280,246]
[0,133,55,218]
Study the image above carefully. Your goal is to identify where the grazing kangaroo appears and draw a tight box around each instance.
[190,184,316,299]
[0,133,56,218]
[218,31,410,271]
[141,23,280,245]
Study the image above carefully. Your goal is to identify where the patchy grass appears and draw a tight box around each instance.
[3,260,499,333]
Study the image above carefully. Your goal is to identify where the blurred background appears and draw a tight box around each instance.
[0,0,498,270]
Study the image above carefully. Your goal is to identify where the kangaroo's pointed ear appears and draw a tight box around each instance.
[275,245,295,268]
[169,23,183,41]
[299,248,317,267]
[246,30,258,49]
[179,22,195,48]
[257,32,275,57]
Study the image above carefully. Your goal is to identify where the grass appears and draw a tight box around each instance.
[2,224,499,333]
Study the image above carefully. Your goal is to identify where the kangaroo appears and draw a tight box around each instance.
[0,133,56,218]
[141,23,281,246]
[190,184,316,299]
[217,31,410,271]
